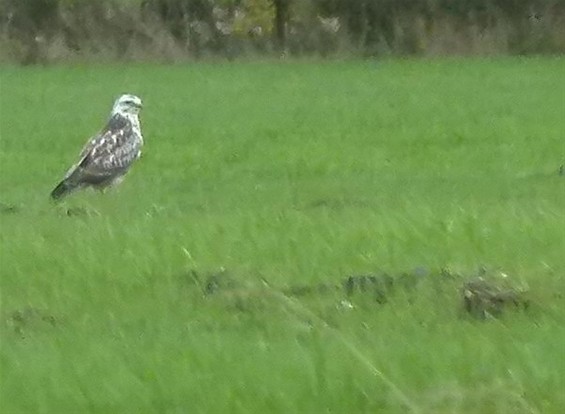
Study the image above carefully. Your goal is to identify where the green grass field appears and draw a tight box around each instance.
[1,58,564,413]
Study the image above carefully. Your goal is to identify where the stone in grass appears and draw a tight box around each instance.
[461,277,528,319]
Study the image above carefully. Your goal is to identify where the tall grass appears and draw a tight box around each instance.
[1,58,564,413]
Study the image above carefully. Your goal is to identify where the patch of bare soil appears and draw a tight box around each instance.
[182,266,531,320]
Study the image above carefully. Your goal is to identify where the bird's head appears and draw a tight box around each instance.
[112,94,143,116]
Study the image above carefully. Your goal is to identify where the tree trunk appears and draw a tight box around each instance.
[273,0,289,52]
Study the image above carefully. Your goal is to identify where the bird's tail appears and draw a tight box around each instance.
[50,179,75,201]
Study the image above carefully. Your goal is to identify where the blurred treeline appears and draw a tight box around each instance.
[1,0,564,63]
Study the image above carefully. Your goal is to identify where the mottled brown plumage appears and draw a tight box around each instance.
[51,94,144,200]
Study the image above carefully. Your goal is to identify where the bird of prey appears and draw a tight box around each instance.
[51,94,144,200]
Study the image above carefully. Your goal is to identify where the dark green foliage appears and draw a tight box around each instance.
[0,0,564,62]
[141,0,226,53]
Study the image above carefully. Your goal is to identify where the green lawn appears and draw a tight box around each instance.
[1,58,564,413]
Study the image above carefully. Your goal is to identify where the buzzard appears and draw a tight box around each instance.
[51,94,144,200]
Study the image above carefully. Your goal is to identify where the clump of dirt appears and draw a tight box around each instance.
[181,266,533,321]
[184,268,240,295]
[64,207,100,217]
[4,306,58,337]
[0,202,20,214]
[461,277,528,319]
[305,198,373,210]
[187,267,430,305]
[343,267,430,303]
[342,273,394,303]
[283,283,336,297]
[183,269,279,313]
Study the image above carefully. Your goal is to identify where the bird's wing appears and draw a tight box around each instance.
[64,115,141,184]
